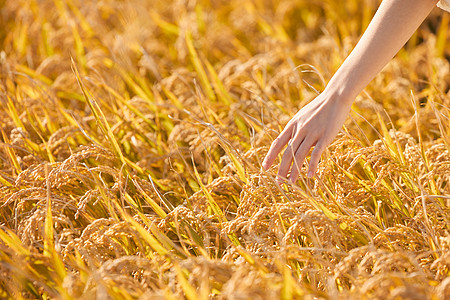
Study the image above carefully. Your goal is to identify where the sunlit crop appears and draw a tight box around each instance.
[0,0,449,299]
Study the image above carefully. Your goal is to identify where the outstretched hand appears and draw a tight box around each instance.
[260,0,439,183]
[261,91,353,183]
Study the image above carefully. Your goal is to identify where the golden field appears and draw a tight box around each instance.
[0,0,449,298]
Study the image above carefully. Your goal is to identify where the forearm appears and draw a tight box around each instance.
[326,0,439,101]
[264,0,440,179]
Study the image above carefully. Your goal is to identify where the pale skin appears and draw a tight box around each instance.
[261,0,440,184]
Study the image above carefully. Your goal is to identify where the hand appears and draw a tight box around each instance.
[261,90,353,183]
[260,0,439,184]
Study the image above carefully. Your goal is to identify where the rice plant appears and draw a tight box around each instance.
[0,0,449,299]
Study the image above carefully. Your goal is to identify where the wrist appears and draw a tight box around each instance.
[322,82,357,106]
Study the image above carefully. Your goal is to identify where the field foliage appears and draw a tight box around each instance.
[0,0,449,299]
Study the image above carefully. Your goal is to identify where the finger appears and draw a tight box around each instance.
[307,141,325,178]
[262,127,293,170]
[277,133,305,181]
[289,138,316,183]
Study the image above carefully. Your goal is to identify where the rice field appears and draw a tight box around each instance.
[0,0,449,299]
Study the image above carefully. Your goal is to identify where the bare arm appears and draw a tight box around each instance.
[262,0,440,183]
[327,0,439,99]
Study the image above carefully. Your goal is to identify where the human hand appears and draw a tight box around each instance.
[261,91,353,183]
[260,0,439,184]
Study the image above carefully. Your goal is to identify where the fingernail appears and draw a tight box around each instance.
[307,170,314,178]
[261,160,267,170]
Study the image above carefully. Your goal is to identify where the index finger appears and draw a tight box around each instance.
[262,128,292,170]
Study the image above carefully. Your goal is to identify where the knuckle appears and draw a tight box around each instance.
[295,145,308,156]
[313,142,325,153]
[271,137,283,148]
[283,147,294,158]
[311,150,322,162]
[311,147,320,156]
[292,158,304,171]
